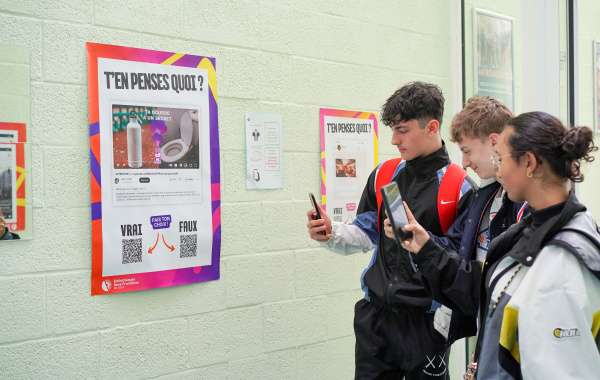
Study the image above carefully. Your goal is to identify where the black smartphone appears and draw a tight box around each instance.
[309,192,322,220]
[380,182,413,241]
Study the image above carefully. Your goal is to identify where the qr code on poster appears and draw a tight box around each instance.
[122,238,142,264]
[180,234,197,258]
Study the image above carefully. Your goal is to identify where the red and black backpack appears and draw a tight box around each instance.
[374,158,467,234]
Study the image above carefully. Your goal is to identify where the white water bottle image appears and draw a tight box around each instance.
[126,115,142,168]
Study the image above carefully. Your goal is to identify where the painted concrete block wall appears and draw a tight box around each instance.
[0,1,463,379]
[0,44,30,124]
[576,0,600,217]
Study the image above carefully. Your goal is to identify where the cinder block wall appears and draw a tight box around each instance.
[0,44,29,124]
[0,1,460,378]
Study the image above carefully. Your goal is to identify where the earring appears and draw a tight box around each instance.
[527,172,533,178]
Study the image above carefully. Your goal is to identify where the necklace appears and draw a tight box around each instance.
[489,263,523,315]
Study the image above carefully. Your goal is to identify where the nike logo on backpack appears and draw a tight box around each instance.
[440,200,456,205]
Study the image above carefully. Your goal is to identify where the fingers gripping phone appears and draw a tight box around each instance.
[309,192,326,235]
[381,183,417,272]
[309,192,322,220]
[380,182,413,241]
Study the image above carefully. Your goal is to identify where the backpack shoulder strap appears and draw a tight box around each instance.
[375,158,403,230]
[437,163,467,234]
[548,227,600,279]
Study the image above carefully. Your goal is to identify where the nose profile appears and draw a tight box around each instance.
[461,155,470,169]
[391,131,401,146]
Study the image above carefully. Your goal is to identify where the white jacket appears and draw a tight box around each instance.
[478,211,600,380]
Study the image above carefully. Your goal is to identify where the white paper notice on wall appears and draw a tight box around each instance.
[245,112,283,189]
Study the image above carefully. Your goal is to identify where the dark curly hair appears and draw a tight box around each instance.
[381,81,445,127]
[507,111,598,182]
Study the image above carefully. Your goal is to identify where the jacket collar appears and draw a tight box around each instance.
[530,201,566,227]
[404,143,450,178]
[479,177,497,187]
[498,192,586,266]
[477,180,502,198]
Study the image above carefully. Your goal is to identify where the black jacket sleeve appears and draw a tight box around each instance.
[413,238,481,316]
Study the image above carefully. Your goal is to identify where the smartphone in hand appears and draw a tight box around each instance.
[380,182,413,241]
[380,182,417,271]
[309,192,322,220]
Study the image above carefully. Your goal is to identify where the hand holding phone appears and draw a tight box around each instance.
[309,192,322,220]
[381,185,431,257]
[380,183,413,241]
[380,183,419,271]
[306,192,330,240]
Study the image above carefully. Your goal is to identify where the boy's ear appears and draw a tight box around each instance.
[488,133,499,145]
[427,119,440,135]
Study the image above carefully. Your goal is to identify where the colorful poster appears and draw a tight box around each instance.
[474,9,514,110]
[245,112,283,189]
[319,109,378,223]
[87,43,220,295]
[0,122,26,233]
